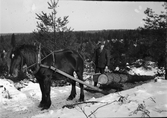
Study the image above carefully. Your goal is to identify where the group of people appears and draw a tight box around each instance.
[92,41,111,86]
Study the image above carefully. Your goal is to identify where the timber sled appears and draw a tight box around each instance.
[39,63,154,95]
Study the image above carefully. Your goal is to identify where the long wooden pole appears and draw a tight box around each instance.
[40,64,107,94]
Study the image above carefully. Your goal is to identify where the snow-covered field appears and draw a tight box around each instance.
[0,67,167,118]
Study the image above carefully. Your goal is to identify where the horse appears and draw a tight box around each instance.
[9,44,84,110]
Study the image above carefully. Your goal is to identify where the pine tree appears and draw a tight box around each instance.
[34,0,74,50]
[139,2,166,79]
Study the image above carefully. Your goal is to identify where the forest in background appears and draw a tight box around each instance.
[0,28,165,72]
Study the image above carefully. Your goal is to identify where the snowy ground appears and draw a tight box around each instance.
[0,79,104,118]
[0,67,167,118]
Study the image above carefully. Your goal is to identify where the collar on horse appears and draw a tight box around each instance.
[22,43,55,75]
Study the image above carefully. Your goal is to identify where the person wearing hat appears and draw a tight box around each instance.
[93,41,110,86]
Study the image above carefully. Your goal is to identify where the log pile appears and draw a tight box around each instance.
[94,72,155,89]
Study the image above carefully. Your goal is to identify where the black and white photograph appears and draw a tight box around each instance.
[0,0,166,117]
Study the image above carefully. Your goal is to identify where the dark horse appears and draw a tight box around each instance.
[10,44,84,110]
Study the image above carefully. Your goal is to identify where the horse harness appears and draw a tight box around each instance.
[22,44,57,76]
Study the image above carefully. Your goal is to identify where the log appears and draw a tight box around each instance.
[98,73,129,85]
[97,72,154,86]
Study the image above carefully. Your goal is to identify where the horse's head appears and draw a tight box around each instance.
[0,49,11,76]
[9,44,42,78]
[9,49,23,78]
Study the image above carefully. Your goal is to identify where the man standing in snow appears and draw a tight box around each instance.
[93,41,110,86]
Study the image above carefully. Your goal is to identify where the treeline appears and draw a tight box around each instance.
[0,29,165,71]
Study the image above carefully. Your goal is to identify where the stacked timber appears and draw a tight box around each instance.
[98,73,129,85]
[96,72,154,87]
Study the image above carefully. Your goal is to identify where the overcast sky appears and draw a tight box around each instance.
[0,0,165,33]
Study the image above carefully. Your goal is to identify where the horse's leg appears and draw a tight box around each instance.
[38,80,45,108]
[67,74,76,101]
[76,70,84,102]
[35,75,45,108]
[42,75,51,110]
[35,71,52,110]
[79,83,84,102]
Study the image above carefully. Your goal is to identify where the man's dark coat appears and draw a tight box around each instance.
[94,47,110,68]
